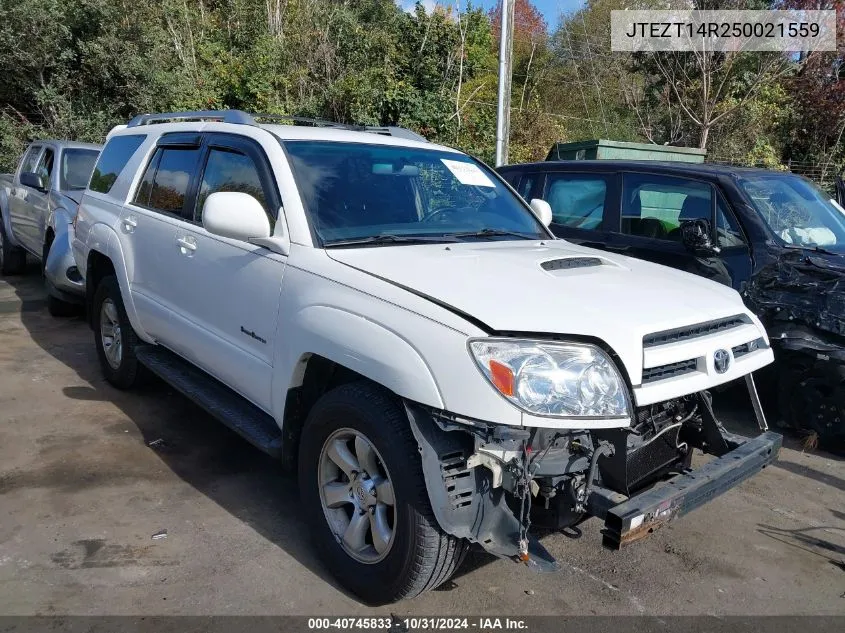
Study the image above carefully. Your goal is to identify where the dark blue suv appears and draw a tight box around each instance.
[499,159,845,450]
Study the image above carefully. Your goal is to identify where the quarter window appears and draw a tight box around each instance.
[134,147,202,215]
[195,148,269,224]
[90,135,146,194]
[543,174,608,230]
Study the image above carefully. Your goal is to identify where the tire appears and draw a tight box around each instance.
[779,358,845,451]
[298,382,467,604]
[92,275,140,389]
[0,213,26,275]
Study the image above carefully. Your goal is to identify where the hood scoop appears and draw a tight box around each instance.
[541,256,604,272]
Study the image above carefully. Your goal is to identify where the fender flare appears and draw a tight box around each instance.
[85,223,153,343]
[275,305,445,415]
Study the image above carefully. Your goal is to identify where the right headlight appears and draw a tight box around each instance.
[469,338,631,419]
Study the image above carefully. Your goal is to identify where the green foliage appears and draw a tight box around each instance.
[0,0,838,176]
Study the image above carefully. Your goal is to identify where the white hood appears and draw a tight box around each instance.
[327,239,761,390]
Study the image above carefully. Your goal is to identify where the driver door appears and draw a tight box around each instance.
[609,172,750,290]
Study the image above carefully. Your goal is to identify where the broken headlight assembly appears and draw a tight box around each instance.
[469,338,631,420]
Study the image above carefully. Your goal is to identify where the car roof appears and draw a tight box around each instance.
[497,159,787,178]
[262,124,459,153]
[35,139,102,151]
[107,121,460,154]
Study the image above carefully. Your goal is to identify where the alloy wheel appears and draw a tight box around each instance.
[318,428,396,563]
[100,298,123,369]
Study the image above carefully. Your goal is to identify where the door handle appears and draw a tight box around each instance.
[176,235,197,254]
[122,215,138,232]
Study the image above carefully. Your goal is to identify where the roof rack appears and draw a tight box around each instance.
[125,109,427,142]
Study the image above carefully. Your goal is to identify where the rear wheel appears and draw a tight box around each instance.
[93,275,140,389]
[0,215,26,275]
[299,382,467,604]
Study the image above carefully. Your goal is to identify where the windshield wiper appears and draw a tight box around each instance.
[324,233,460,248]
[783,244,840,256]
[441,228,540,241]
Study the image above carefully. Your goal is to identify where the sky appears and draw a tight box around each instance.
[397,1,587,29]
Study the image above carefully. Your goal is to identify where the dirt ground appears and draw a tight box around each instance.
[0,268,843,616]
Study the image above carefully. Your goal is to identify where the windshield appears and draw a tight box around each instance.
[738,173,845,252]
[283,141,546,245]
[61,149,99,190]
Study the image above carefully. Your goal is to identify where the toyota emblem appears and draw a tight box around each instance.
[713,349,731,374]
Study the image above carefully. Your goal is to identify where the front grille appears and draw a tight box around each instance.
[732,337,766,359]
[643,314,750,348]
[642,359,698,383]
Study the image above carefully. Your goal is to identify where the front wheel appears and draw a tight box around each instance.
[299,382,467,604]
[92,275,140,389]
[779,358,845,452]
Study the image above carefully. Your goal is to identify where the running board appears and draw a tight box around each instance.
[134,345,283,458]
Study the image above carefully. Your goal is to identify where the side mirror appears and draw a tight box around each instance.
[680,218,720,255]
[202,192,271,242]
[20,171,46,191]
[529,198,553,227]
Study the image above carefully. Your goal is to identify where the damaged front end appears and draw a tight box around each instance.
[405,385,781,569]
[745,251,845,446]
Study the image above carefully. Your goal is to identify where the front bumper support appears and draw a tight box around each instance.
[589,431,782,549]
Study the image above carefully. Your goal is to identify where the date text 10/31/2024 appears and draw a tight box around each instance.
[308,618,529,631]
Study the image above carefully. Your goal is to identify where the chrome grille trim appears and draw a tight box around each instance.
[732,337,767,359]
[641,359,698,384]
[643,314,751,348]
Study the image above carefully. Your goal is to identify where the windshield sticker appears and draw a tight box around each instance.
[440,159,495,188]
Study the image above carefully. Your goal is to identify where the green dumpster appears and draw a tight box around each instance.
[546,140,706,163]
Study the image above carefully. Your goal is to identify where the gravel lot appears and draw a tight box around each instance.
[1,268,843,616]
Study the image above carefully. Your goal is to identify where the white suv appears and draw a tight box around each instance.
[73,110,781,604]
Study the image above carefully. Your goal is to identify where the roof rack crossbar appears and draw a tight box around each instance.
[249,114,348,129]
[126,110,256,128]
[125,110,427,142]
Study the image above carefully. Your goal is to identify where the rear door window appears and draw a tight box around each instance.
[543,173,609,230]
[133,147,202,216]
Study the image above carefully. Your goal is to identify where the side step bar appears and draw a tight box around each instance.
[135,345,283,458]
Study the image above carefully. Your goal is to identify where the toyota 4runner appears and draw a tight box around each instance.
[72,110,781,604]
